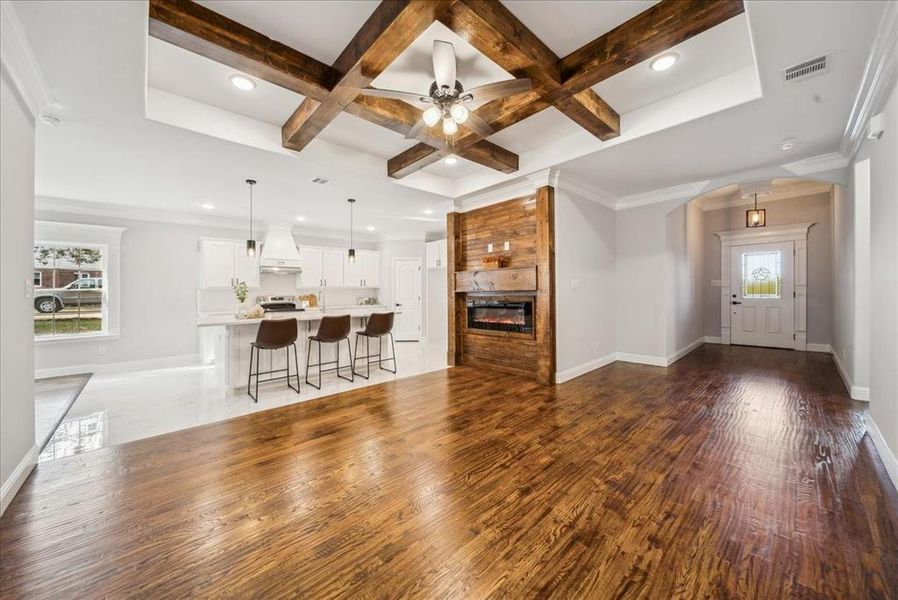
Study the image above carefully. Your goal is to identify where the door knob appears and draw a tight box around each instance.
[731,301,742,305]
[396,303,402,307]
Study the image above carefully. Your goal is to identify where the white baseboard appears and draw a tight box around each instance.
[867,415,898,494]
[830,348,869,402]
[666,338,705,366]
[35,353,201,379]
[555,353,616,383]
[703,336,721,344]
[0,444,38,516]
[614,352,668,367]
[806,343,832,353]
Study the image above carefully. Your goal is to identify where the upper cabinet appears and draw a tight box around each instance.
[200,239,260,289]
[426,239,448,269]
[298,246,377,288]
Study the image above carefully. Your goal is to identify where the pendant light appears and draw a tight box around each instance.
[347,198,356,263]
[245,179,257,256]
[745,192,766,228]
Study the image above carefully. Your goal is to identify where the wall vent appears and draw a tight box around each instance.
[311,177,329,184]
[783,53,831,84]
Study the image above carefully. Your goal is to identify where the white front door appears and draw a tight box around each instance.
[393,258,422,341]
[729,242,795,349]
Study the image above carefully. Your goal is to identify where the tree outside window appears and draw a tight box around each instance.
[33,244,105,337]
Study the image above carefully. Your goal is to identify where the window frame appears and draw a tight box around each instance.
[33,221,126,344]
[33,271,42,287]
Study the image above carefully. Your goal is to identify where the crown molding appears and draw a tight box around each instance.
[554,172,618,210]
[715,221,814,244]
[781,151,852,176]
[453,176,539,213]
[0,2,57,119]
[840,0,898,159]
[615,180,710,210]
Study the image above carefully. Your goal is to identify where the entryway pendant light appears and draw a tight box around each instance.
[347,198,356,263]
[245,179,257,256]
[746,193,766,228]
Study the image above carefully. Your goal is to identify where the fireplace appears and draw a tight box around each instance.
[466,296,534,336]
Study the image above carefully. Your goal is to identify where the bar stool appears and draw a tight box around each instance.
[353,312,397,379]
[247,319,300,402]
[305,315,353,390]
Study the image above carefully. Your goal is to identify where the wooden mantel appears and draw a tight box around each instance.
[455,266,537,293]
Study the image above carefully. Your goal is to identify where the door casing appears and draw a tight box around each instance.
[715,222,814,351]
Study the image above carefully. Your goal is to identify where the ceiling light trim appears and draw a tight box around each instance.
[0,1,58,119]
[839,0,898,160]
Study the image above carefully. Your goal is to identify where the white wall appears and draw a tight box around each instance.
[665,201,704,357]
[831,184,855,381]
[0,70,37,513]
[854,79,898,485]
[554,188,616,381]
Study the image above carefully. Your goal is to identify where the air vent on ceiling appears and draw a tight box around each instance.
[311,177,329,185]
[783,53,831,84]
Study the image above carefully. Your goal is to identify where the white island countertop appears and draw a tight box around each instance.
[197,305,394,327]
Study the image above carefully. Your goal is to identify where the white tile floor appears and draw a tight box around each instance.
[40,340,447,462]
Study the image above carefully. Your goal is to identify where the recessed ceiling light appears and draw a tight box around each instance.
[200,203,215,210]
[229,74,256,91]
[366,225,376,231]
[778,138,798,151]
[444,156,458,165]
[423,209,433,215]
[649,52,679,72]
[295,216,306,222]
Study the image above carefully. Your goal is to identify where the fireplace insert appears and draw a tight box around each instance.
[466,297,534,336]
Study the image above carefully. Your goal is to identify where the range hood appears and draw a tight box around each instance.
[259,226,302,273]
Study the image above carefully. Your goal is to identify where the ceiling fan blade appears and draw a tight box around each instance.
[359,87,431,105]
[463,110,494,138]
[405,117,429,140]
[464,78,532,105]
[432,40,457,91]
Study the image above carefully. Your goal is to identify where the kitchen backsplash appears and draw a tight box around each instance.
[197,272,378,314]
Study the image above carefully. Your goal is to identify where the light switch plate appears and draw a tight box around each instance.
[503,241,510,251]
[570,278,580,292]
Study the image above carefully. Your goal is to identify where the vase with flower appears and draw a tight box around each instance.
[233,280,249,318]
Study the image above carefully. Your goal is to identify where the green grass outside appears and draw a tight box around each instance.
[35,318,102,336]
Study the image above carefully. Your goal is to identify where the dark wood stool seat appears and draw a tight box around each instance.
[247,319,300,402]
[305,315,353,389]
[352,312,397,379]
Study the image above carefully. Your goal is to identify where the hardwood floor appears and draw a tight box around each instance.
[1,345,896,598]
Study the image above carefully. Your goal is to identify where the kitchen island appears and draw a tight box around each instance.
[197,306,395,390]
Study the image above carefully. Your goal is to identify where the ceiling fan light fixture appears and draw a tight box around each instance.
[442,117,458,135]
[450,104,469,124]
[650,52,679,72]
[422,106,441,127]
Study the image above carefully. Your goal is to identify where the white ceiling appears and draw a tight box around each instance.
[12,0,888,236]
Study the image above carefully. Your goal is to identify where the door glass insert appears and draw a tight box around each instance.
[742,251,782,298]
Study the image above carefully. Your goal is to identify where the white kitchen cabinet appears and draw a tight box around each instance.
[298,246,323,288]
[361,250,380,288]
[200,239,260,289]
[426,239,447,269]
[344,252,363,287]
[322,248,345,287]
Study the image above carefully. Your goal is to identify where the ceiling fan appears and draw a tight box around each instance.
[359,40,532,141]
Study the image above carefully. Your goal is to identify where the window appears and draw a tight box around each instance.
[742,251,782,298]
[33,243,106,338]
[33,271,42,287]
[33,221,125,342]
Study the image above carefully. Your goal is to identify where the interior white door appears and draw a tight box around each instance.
[393,258,422,341]
[730,241,795,348]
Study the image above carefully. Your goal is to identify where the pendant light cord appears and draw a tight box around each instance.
[249,183,253,240]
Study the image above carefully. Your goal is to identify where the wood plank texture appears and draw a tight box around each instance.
[1,346,896,597]
[454,266,537,292]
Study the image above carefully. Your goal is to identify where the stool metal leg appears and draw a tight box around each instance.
[247,345,257,402]
[381,333,397,373]
[305,338,321,390]
[289,343,300,393]
[254,345,260,400]
[336,339,353,382]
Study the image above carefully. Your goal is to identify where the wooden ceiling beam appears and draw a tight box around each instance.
[282,0,453,151]
[148,0,335,101]
[558,0,746,94]
[389,139,518,179]
[149,0,521,177]
[380,0,622,178]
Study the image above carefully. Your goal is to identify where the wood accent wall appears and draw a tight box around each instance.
[447,188,556,384]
